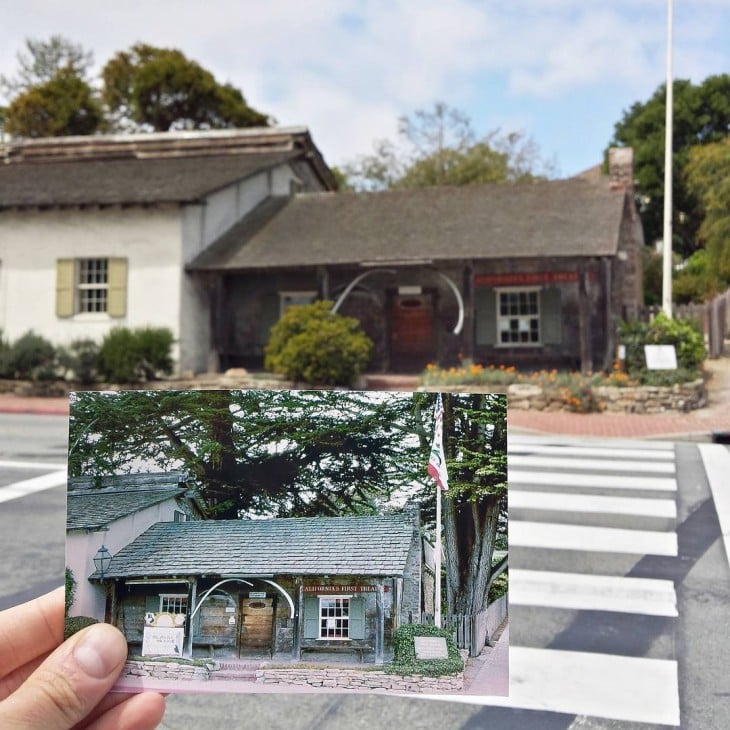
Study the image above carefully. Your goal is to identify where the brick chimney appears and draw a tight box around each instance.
[608,147,634,191]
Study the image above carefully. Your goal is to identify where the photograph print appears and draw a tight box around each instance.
[65,388,507,696]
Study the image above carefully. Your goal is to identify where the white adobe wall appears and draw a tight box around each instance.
[67,498,189,620]
[1,206,182,364]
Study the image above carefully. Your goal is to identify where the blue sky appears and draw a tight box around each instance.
[1,0,728,177]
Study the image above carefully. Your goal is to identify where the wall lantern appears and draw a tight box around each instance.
[93,545,113,578]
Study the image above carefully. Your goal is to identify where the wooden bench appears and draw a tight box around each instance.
[300,644,374,663]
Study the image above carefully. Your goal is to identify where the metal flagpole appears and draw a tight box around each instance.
[435,468,442,628]
[662,0,674,317]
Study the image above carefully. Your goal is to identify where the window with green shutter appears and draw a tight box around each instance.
[304,595,366,640]
[55,257,127,318]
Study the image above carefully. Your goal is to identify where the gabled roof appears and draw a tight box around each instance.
[67,472,202,531]
[99,514,417,579]
[0,127,336,210]
[188,178,628,271]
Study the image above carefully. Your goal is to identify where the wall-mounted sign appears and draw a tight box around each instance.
[303,585,379,594]
[249,591,267,599]
[142,626,184,657]
[644,345,678,370]
[474,271,597,287]
[225,606,236,613]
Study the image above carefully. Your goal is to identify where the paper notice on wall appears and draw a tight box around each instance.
[142,626,185,657]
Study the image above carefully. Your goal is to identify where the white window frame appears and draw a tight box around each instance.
[159,594,188,615]
[76,258,109,314]
[318,595,352,640]
[496,287,541,347]
[279,290,317,316]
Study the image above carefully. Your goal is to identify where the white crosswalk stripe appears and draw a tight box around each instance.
[0,462,67,503]
[497,434,681,726]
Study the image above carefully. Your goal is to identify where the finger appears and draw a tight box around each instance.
[0,621,127,730]
[84,692,166,730]
[0,588,64,679]
[0,651,53,700]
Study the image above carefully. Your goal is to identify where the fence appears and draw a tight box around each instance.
[413,594,508,657]
[645,287,730,359]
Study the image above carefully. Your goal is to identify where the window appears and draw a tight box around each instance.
[319,596,350,639]
[56,257,127,318]
[497,288,540,345]
[159,594,188,614]
[279,291,317,316]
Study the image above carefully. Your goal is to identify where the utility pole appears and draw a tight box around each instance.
[662,0,674,317]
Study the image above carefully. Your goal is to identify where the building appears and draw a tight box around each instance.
[66,472,206,620]
[0,128,336,374]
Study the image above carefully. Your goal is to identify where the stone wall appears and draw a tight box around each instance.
[124,660,213,681]
[256,667,463,693]
[507,379,706,414]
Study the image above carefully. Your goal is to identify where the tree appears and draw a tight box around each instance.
[683,137,730,291]
[101,44,269,132]
[341,102,554,191]
[69,389,421,519]
[608,74,730,258]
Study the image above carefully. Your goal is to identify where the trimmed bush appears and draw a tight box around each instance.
[385,623,464,677]
[0,330,11,378]
[64,615,99,640]
[58,338,100,384]
[264,301,373,387]
[65,567,76,616]
[5,330,57,380]
[98,326,174,383]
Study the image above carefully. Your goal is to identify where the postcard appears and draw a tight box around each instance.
[65,389,508,696]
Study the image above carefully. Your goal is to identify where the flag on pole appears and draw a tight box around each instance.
[427,393,449,491]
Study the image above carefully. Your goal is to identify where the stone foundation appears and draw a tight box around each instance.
[256,667,463,693]
[123,660,214,681]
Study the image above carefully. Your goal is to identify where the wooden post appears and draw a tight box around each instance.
[293,579,303,661]
[375,584,384,666]
[578,265,593,373]
[185,578,197,658]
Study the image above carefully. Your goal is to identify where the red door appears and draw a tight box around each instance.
[389,294,435,370]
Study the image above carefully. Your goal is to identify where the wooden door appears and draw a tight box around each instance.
[390,293,435,370]
[238,597,274,655]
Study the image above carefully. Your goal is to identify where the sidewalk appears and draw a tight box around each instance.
[1,354,729,439]
[460,620,509,696]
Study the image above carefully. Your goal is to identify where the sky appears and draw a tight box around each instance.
[1,0,728,177]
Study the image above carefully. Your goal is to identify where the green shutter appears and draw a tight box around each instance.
[107,258,127,318]
[145,595,159,613]
[541,287,563,345]
[257,293,280,346]
[475,287,497,346]
[349,597,365,640]
[56,259,75,318]
[303,595,319,639]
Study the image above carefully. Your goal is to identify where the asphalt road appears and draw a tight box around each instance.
[2,413,730,729]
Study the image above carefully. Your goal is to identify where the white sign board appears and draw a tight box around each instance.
[142,626,185,657]
[644,345,678,370]
[414,636,449,660]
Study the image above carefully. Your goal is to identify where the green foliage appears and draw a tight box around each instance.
[488,572,508,604]
[58,338,100,385]
[4,68,103,137]
[385,623,464,677]
[65,567,76,616]
[102,43,269,132]
[264,301,373,386]
[98,326,174,383]
[608,74,730,257]
[341,102,554,191]
[0,330,11,378]
[63,615,98,640]
[619,313,705,380]
[5,330,56,380]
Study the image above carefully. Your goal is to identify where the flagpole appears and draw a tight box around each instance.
[662,0,674,317]
[435,470,442,628]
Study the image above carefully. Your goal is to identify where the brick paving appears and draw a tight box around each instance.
[1,354,728,439]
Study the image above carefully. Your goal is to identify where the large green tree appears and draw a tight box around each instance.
[608,75,730,258]
[101,44,269,132]
[341,102,554,191]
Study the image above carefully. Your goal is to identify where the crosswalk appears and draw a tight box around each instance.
[0,459,67,504]
[501,434,681,726]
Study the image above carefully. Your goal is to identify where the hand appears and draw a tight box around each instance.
[0,588,165,729]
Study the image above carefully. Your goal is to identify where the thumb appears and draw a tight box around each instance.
[0,622,128,730]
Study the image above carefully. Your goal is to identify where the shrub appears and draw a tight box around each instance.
[98,326,174,383]
[5,330,57,380]
[58,338,100,384]
[488,573,508,604]
[264,301,373,387]
[385,623,464,677]
[619,313,705,380]
[64,615,99,640]
[0,330,11,378]
[65,567,76,616]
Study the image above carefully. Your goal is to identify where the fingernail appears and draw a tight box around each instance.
[73,626,126,679]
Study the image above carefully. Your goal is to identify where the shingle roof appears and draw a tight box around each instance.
[100,514,416,579]
[188,178,627,271]
[0,151,297,209]
[67,472,196,531]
